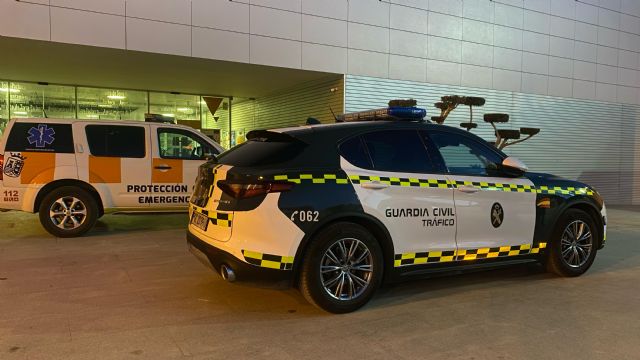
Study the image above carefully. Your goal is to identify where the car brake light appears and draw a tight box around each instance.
[217,180,294,199]
[0,154,4,181]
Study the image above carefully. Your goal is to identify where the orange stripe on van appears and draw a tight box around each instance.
[20,152,56,184]
[152,158,183,183]
[89,156,122,183]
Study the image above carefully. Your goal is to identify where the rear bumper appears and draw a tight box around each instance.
[186,230,293,284]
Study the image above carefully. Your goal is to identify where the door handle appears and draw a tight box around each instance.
[457,185,479,193]
[154,165,172,170]
[361,181,389,190]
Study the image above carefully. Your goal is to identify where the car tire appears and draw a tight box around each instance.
[545,208,598,277]
[38,186,98,238]
[299,222,383,314]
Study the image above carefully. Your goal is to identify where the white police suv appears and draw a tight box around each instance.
[187,106,606,313]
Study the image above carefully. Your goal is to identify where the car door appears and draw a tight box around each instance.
[424,130,536,258]
[340,129,457,267]
[150,126,220,209]
[78,123,152,209]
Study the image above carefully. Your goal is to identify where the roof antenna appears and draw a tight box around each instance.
[329,106,340,122]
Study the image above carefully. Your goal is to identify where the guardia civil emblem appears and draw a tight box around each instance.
[3,153,26,178]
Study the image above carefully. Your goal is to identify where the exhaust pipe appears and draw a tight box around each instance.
[220,264,236,282]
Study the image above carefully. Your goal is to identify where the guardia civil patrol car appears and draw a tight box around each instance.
[187,106,606,313]
[0,118,223,237]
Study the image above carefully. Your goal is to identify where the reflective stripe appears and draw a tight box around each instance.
[273,173,596,196]
[193,206,233,227]
[394,242,547,267]
[242,250,294,270]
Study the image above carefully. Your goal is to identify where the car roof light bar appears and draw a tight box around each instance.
[336,106,427,122]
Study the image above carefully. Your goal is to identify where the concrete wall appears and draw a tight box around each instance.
[3,0,640,105]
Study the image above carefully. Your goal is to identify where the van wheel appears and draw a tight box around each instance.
[546,209,598,277]
[299,222,383,314]
[38,186,98,238]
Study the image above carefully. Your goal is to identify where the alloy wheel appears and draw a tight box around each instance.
[561,220,593,268]
[320,238,373,301]
[49,196,87,230]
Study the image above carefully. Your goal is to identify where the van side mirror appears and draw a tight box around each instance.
[502,156,528,174]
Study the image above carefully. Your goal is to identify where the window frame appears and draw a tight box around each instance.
[85,124,147,159]
[424,129,508,178]
[157,127,217,161]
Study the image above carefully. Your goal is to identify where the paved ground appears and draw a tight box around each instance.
[0,208,639,360]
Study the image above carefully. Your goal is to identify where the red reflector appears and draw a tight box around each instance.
[217,180,294,199]
[0,154,4,181]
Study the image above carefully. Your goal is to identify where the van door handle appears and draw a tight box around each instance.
[361,181,389,190]
[457,185,479,193]
[154,165,172,170]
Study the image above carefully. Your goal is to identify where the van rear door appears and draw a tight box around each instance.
[75,122,152,209]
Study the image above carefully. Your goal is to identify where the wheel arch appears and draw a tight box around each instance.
[33,179,104,216]
[292,213,395,286]
[553,199,604,248]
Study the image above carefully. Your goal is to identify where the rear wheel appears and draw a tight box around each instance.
[546,209,598,277]
[38,186,98,238]
[299,222,383,313]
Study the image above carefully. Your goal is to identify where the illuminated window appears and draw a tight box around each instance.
[0,81,8,135]
[201,97,230,148]
[149,92,200,123]
[9,82,75,119]
[77,87,147,121]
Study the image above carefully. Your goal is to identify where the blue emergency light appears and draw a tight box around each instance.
[337,106,427,122]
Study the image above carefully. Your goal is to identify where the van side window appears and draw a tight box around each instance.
[158,129,217,160]
[5,123,75,153]
[85,125,146,158]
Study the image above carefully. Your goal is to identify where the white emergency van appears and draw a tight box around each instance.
[0,118,224,237]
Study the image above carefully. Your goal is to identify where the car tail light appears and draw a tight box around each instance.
[0,154,4,181]
[217,180,294,199]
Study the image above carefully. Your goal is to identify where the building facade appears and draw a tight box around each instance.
[2,0,640,204]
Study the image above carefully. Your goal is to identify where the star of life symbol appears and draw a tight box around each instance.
[491,202,504,228]
[27,124,56,148]
[3,153,26,178]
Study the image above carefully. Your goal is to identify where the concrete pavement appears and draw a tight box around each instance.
[0,208,639,359]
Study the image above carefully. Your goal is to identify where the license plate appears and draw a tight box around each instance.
[190,211,209,231]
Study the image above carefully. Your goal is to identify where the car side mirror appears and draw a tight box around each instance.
[502,156,528,174]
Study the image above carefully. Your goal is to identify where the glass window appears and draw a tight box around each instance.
[361,130,435,173]
[149,92,200,123]
[86,125,146,158]
[158,128,218,160]
[339,136,372,169]
[0,81,8,136]
[5,122,75,153]
[427,131,504,176]
[217,136,306,167]
[77,87,147,121]
[9,82,75,119]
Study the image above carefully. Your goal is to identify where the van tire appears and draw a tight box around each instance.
[38,186,98,238]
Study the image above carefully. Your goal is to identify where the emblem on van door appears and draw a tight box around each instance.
[491,202,504,228]
[27,124,56,148]
[3,153,26,178]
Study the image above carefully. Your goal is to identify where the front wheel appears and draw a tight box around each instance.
[545,208,598,277]
[299,222,383,313]
[38,186,98,238]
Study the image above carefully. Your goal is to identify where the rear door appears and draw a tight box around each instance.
[340,129,458,267]
[425,130,536,256]
[77,123,152,209]
[150,125,221,209]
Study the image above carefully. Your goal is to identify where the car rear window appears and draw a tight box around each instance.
[86,125,146,158]
[5,122,75,153]
[217,140,305,167]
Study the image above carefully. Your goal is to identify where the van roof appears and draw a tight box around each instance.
[9,117,195,130]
